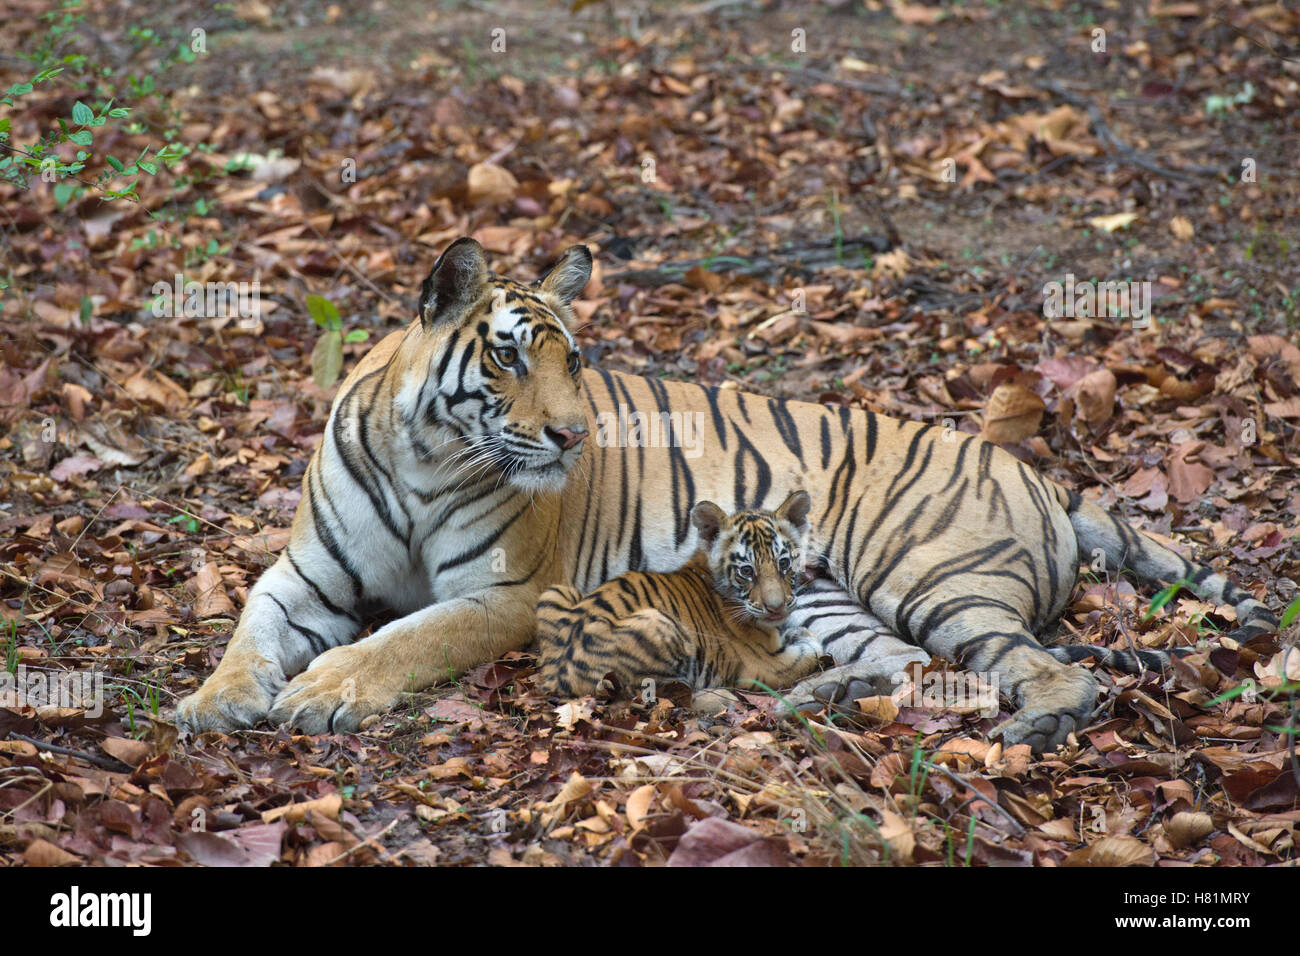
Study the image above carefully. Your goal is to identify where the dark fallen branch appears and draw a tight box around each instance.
[1043,82,1225,181]
[781,67,903,98]
[8,732,135,773]
[710,64,903,97]
[924,759,1027,837]
[604,235,894,286]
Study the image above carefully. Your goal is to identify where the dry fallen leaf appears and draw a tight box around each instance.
[1062,835,1153,866]
[467,162,519,205]
[1070,368,1117,426]
[853,695,900,722]
[1088,212,1140,232]
[1254,647,1300,687]
[101,736,151,767]
[548,771,593,811]
[191,562,237,617]
[261,792,343,825]
[553,699,594,729]
[981,384,1046,443]
[1164,811,1214,849]
[625,785,657,830]
[1167,450,1215,503]
[22,839,81,867]
[877,810,916,864]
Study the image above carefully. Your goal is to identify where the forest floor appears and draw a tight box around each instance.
[1,0,1298,866]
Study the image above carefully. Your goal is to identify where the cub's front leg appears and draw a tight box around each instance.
[692,628,824,713]
[267,587,539,733]
[740,627,824,690]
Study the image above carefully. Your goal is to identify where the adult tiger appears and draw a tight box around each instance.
[176,238,1277,751]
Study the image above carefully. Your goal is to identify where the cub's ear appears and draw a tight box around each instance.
[420,237,488,328]
[691,501,726,545]
[776,490,812,529]
[537,244,592,305]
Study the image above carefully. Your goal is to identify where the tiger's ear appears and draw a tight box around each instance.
[776,490,812,529]
[537,245,592,305]
[691,501,726,545]
[420,237,488,328]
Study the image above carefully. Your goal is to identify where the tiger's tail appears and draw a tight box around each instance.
[1053,490,1277,674]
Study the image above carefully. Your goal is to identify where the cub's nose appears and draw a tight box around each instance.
[545,425,588,450]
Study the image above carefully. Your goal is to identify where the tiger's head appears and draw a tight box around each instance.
[690,491,812,625]
[404,237,592,494]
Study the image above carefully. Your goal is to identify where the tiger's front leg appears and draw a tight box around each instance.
[176,555,364,733]
[267,586,538,733]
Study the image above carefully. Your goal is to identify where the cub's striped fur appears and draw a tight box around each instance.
[176,238,1278,752]
[535,492,822,698]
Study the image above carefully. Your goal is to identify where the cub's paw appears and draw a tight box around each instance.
[780,626,816,648]
[268,644,395,734]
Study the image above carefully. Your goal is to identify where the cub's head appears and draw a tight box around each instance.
[408,237,592,494]
[690,491,812,624]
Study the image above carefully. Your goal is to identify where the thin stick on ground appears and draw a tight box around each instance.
[6,732,134,773]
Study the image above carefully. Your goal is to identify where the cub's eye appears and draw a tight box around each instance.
[568,351,582,376]
[779,556,791,573]
[735,564,753,582]
[492,346,520,368]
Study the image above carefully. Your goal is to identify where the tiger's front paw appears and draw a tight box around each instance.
[176,653,282,734]
[782,661,899,720]
[268,644,397,733]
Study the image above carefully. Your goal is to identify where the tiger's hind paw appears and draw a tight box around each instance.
[991,666,1097,753]
[990,707,1082,754]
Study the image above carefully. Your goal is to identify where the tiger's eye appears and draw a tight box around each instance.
[568,351,582,376]
[493,346,519,367]
[779,556,791,573]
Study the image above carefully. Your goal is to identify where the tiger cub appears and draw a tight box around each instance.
[534,491,822,702]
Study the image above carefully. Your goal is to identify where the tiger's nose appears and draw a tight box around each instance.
[546,425,588,450]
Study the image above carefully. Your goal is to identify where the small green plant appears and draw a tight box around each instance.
[4,620,19,674]
[117,679,161,737]
[1,6,198,210]
[1281,595,1300,630]
[165,512,200,534]
[307,294,370,388]
[1143,577,1200,621]
[827,187,844,265]
[907,735,930,813]
[1204,82,1254,117]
